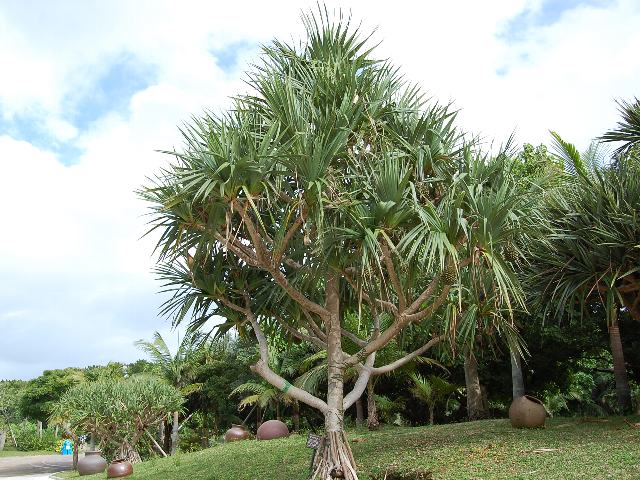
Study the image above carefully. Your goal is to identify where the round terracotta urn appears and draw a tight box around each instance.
[225,424,250,442]
[77,450,108,476]
[107,459,133,478]
[256,419,289,440]
[509,395,546,428]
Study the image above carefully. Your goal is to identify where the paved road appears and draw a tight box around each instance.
[0,455,73,478]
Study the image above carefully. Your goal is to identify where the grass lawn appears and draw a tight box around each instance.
[0,449,55,457]
[58,416,640,479]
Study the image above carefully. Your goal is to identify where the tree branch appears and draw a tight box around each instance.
[215,295,249,315]
[342,269,398,315]
[301,309,327,342]
[246,308,328,413]
[273,211,305,264]
[343,353,376,410]
[406,274,440,314]
[341,328,367,347]
[232,199,270,261]
[269,267,330,318]
[369,335,444,375]
[217,216,328,319]
[273,314,327,351]
[403,286,452,323]
[407,255,473,314]
[214,232,260,267]
[145,431,168,458]
[381,242,406,312]
[344,286,451,367]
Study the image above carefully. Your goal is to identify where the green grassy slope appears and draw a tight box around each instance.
[59,417,640,479]
[0,449,55,457]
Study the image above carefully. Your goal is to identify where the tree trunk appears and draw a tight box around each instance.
[0,430,6,451]
[311,272,358,480]
[366,377,379,431]
[120,442,142,464]
[292,401,300,432]
[256,405,263,429]
[8,425,17,448]
[355,397,364,428]
[157,421,164,447]
[510,349,525,400]
[170,411,179,455]
[163,417,172,455]
[276,401,281,421]
[72,434,79,470]
[429,405,434,426]
[609,321,632,413]
[200,427,208,449]
[464,349,489,420]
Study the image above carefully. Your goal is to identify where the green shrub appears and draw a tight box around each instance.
[13,421,58,451]
[50,376,183,462]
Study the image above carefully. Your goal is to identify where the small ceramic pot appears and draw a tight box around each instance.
[224,424,250,442]
[77,450,107,476]
[107,459,133,478]
[256,419,289,440]
[509,395,547,428]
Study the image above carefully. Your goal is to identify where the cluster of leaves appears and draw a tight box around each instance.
[19,368,84,423]
[11,421,58,451]
[50,376,183,461]
[0,380,26,429]
[531,132,640,324]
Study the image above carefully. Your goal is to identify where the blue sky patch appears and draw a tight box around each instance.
[0,108,81,165]
[501,0,613,42]
[0,54,156,165]
[69,54,157,131]
[210,40,258,73]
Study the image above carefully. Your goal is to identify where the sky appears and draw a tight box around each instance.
[1,0,639,380]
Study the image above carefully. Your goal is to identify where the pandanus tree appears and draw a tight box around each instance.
[531,112,640,412]
[141,11,545,479]
[50,377,183,463]
[135,331,202,455]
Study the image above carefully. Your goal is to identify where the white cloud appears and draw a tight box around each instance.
[0,0,639,379]
[46,117,79,142]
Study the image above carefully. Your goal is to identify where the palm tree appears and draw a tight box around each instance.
[531,125,640,413]
[140,9,547,478]
[230,345,305,428]
[135,331,202,454]
[231,381,292,424]
[411,374,458,425]
[600,98,640,156]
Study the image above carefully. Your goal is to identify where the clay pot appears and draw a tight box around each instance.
[77,450,107,476]
[509,395,546,428]
[256,419,289,440]
[107,459,133,478]
[224,424,250,442]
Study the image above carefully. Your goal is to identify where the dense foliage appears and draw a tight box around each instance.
[11,421,58,452]
[50,377,184,462]
[19,368,83,424]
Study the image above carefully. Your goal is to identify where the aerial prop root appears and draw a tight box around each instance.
[311,430,358,480]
